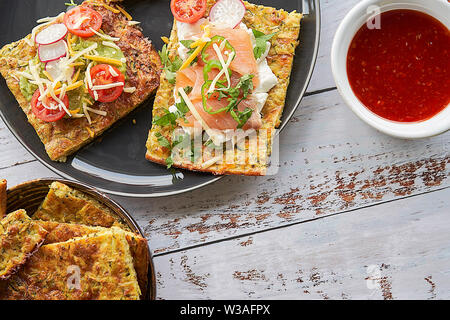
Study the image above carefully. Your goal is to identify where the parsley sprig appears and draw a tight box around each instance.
[202,74,255,129]
[252,29,276,59]
[65,0,77,6]
[152,87,192,126]
[158,44,183,84]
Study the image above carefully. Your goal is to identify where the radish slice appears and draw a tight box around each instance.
[209,0,246,29]
[45,59,74,81]
[35,23,68,45]
[38,40,67,63]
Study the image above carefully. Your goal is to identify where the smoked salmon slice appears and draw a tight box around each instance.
[202,27,259,88]
[179,98,262,131]
[175,27,262,132]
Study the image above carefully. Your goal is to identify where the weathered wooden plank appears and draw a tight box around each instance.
[119,89,449,254]
[0,89,448,254]
[0,159,54,186]
[0,119,35,169]
[154,188,450,299]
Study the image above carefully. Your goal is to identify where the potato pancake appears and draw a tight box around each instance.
[37,220,149,296]
[33,181,130,231]
[0,210,48,280]
[0,0,161,161]
[0,228,140,300]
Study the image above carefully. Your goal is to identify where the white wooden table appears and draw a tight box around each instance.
[1,0,449,300]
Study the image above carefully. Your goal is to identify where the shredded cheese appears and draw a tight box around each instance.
[84,55,123,67]
[180,44,204,71]
[72,16,91,30]
[83,103,91,124]
[43,70,54,82]
[92,82,124,90]
[28,61,45,96]
[51,81,84,97]
[89,27,120,42]
[72,68,81,82]
[58,83,67,100]
[86,106,107,116]
[123,87,136,93]
[179,26,211,71]
[116,6,132,20]
[208,51,234,94]
[70,108,81,115]
[86,126,95,138]
[201,156,222,169]
[178,87,222,146]
[91,2,120,13]
[212,43,231,89]
[83,98,94,105]
[85,62,94,89]
[108,65,119,77]
[66,43,98,65]
[48,84,71,116]
[102,41,121,50]
[69,62,85,68]
[18,71,34,80]
[161,36,169,44]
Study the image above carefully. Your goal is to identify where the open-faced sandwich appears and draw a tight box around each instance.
[0,0,161,162]
[146,0,302,175]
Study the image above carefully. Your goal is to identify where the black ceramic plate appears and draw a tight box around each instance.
[0,0,320,197]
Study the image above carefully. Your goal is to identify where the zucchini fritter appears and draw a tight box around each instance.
[0,210,48,280]
[1,228,141,300]
[0,0,161,161]
[0,180,6,218]
[145,0,302,175]
[38,220,149,296]
[33,181,130,231]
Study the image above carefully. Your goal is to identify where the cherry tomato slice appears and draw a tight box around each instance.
[64,6,103,38]
[88,64,125,103]
[170,0,207,23]
[31,89,69,122]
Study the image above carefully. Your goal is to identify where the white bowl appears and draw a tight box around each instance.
[331,0,450,139]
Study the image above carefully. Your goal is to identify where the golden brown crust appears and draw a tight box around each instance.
[33,181,130,231]
[37,220,149,297]
[0,228,141,300]
[0,210,48,280]
[145,0,302,175]
[0,0,162,162]
[0,180,6,218]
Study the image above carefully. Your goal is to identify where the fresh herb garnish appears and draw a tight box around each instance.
[201,74,254,129]
[180,40,197,56]
[158,44,183,84]
[153,87,191,126]
[155,132,187,169]
[65,0,77,6]
[252,29,276,59]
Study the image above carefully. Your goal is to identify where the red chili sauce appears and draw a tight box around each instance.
[347,9,450,122]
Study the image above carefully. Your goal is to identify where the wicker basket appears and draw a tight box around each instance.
[6,178,156,300]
